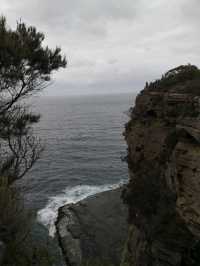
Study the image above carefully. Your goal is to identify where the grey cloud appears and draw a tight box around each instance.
[5,0,141,43]
[71,58,96,69]
[181,0,200,23]
[108,58,118,65]
[6,0,140,28]
[1,0,200,96]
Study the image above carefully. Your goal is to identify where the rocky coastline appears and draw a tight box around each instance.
[56,187,128,266]
[56,65,200,266]
[122,65,200,266]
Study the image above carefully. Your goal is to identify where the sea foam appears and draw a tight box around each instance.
[37,182,124,237]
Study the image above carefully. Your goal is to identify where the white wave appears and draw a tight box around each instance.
[37,182,124,237]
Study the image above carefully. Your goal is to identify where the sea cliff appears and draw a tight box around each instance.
[56,65,200,266]
[122,65,200,266]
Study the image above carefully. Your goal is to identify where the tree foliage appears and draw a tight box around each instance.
[146,64,200,92]
[0,16,66,184]
[0,16,66,265]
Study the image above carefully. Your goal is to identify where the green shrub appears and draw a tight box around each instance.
[147,64,200,93]
[0,178,55,266]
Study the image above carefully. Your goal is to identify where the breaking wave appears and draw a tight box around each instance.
[37,182,124,237]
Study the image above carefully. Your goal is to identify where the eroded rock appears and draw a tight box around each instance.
[56,187,128,266]
[122,65,200,266]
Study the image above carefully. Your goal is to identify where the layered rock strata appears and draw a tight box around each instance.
[122,65,200,266]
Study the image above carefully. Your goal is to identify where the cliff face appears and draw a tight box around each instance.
[122,65,200,266]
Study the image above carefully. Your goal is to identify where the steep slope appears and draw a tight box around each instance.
[122,65,200,266]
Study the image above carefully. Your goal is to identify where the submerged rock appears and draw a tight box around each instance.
[56,187,128,266]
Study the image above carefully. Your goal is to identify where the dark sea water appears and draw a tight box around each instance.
[17,93,135,237]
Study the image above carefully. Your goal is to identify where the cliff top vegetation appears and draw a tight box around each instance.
[146,64,200,94]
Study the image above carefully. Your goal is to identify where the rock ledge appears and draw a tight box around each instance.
[56,187,128,266]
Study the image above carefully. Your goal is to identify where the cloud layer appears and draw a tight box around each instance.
[1,0,200,95]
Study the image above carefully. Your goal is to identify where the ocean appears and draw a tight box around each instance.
[17,92,135,237]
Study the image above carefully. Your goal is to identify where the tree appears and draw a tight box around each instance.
[147,64,200,93]
[0,16,66,184]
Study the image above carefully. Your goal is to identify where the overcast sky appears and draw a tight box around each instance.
[1,0,200,96]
